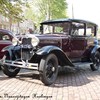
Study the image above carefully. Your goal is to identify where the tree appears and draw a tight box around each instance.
[38,0,68,20]
[0,0,29,30]
[25,0,68,29]
[0,0,24,21]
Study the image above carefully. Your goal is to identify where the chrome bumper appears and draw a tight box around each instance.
[0,57,38,70]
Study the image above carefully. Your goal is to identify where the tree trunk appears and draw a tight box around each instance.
[9,17,12,31]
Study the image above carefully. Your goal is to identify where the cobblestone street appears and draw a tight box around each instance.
[0,65,100,100]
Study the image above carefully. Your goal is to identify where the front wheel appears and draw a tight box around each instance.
[39,54,58,85]
[90,51,100,71]
[1,52,20,77]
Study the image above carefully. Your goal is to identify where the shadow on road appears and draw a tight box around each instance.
[0,66,100,87]
[16,66,96,87]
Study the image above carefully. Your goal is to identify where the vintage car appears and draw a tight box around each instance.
[0,29,13,59]
[1,19,100,85]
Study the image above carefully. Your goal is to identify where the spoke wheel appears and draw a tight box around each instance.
[1,52,20,77]
[39,54,58,85]
[90,51,100,71]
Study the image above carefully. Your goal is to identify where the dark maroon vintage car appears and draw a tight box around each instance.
[0,29,13,59]
[1,19,100,85]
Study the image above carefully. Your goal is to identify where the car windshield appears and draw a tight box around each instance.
[42,22,70,34]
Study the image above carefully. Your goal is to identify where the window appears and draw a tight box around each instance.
[54,26,63,33]
[43,22,70,34]
[78,29,84,36]
[0,33,10,40]
[71,22,84,36]
[2,35,10,40]
[86,24,95,36]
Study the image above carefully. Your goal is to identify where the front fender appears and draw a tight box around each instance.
[2,45,21,53]
[1,45,21,59]
[1,45,14,59]
[36,46,74,67]
[36,46,62,55]
[1,45,14,52]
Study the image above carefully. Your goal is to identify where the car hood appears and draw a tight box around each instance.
[34,34,69,48]
[35,34,68,39]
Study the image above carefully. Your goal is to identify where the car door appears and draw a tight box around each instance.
[0,31,12,59]
[69,36,87,59]
[69,22,86,59]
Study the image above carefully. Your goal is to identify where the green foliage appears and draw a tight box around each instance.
[25,0,68,27]
[38,0,68,20]
[25,7,36,21]
[52,0,68,19]
[0,0,26,22]
[0,0,68,25]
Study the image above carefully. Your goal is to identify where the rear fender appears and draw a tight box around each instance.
[35,46,74,67]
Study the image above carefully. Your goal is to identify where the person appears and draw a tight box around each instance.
[28,28,34,34]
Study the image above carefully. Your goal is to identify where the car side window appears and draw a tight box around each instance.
[86,24,95,36]
[43,22,70,34]
[2,35,10,40]
[71,22,84,36]
[0,33,10,40]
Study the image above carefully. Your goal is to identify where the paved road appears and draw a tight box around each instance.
[0,65,100,100]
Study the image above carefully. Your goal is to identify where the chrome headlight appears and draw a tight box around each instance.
[12,38,18,46]
[31,36,39,47]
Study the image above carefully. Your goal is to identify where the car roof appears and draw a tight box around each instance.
[0,29,14,37]
[0,29,13,36]
[41,18,98,26]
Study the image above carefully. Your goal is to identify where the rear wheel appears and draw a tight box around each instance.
[90,51,100,71]
[39,54,58,85]
[1,52,20,77]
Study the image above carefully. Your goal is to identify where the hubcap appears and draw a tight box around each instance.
[46,60,56,79]
[52,67,55,72]
[8,66,18,72]
[8,59,19,72]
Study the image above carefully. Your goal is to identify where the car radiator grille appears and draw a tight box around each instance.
[21,38,32,60]
[21,50,31,60]
[22,38,31,45]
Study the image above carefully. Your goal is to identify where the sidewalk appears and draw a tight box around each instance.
[0,65,100,100]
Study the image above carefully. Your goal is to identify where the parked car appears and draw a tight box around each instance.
[1,19,100,85]
[0,29,13,59]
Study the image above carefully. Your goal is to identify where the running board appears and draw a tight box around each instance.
[62,62,93,72]
[73,62,93,67]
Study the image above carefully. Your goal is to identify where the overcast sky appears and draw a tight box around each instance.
[67,0,100,26]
